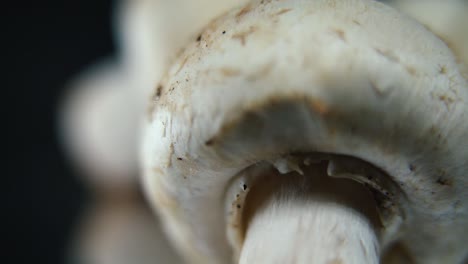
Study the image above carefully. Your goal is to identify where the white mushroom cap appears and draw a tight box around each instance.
[142,0,468,263]
[388,0,468,76]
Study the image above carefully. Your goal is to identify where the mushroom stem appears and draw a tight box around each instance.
[239,166,380,264]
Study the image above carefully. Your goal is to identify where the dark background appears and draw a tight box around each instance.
[6,1,115,263]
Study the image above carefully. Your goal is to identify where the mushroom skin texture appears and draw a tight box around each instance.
[388,0,468,77]
[60,0,250,184]
[142,0,468,263]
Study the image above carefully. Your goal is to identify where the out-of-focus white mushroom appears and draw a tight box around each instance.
[142,0,468,263]
[70,197,181,264]
[60,62,138,187]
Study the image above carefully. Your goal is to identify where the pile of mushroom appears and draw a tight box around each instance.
[141,0,468,263]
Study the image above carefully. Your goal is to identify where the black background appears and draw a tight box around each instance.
[6,1,115,263]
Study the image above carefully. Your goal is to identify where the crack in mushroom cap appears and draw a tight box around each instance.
[141,0,468,263]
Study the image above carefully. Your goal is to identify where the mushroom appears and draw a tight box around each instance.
[70,193,182,264]
[142,0,468,263]
[387,0,468,77]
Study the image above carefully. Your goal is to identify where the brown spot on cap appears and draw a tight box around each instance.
[246,62,273,81]
[438,94,455,109]
[327,1,337,8]
[205,138,215,146]
[148,84,165,120]
[438,65,447,75]
[332,28,346,41]
[374,48,400,63]
[275,8,292,16]
[236,5,253,18]
[327,258,342,264]
[220,67,241,77]
[155,84,163,97]
[309,97,329,115]
[436,177,452,187]
[405,65,417,76]
[232,26,257,46]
